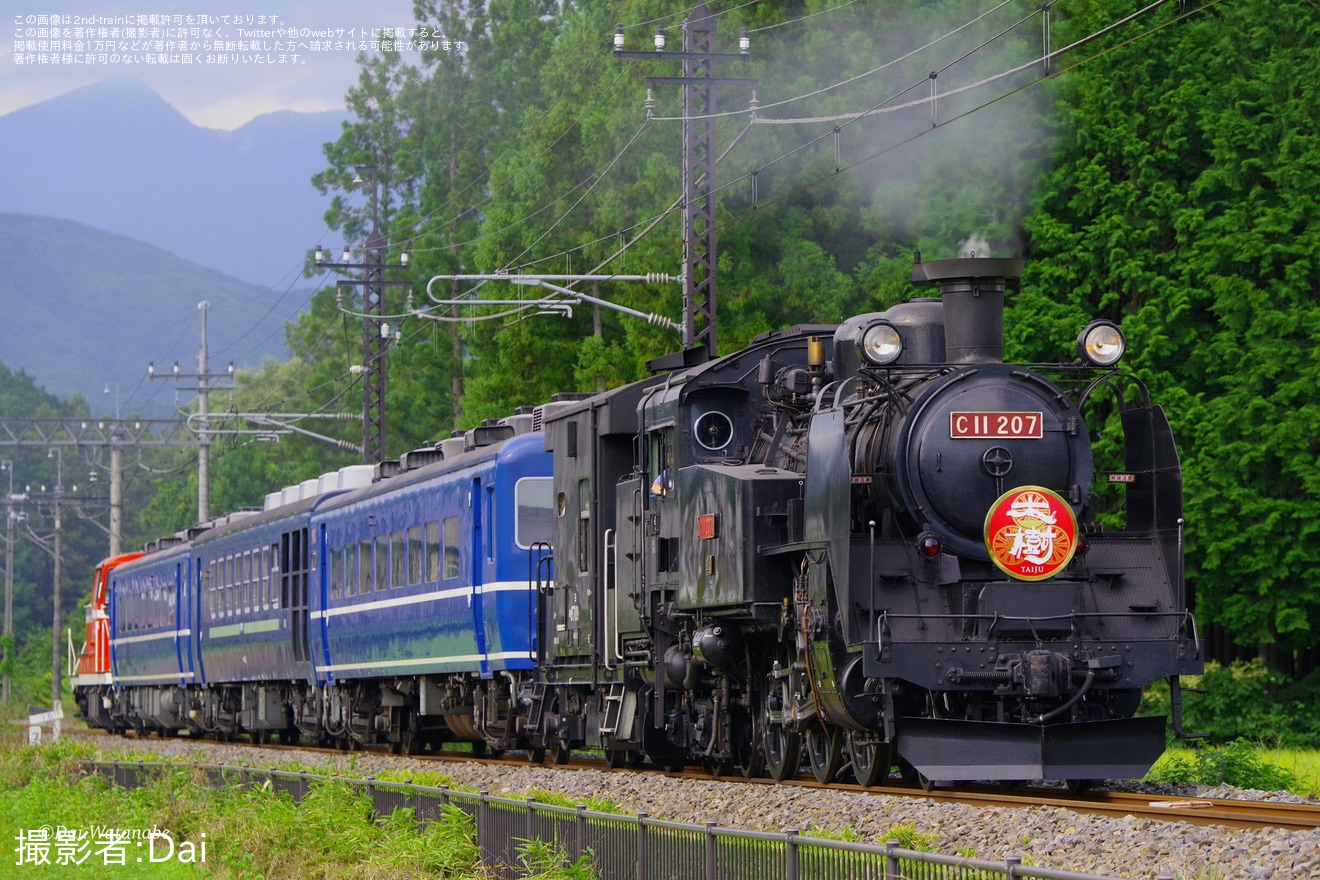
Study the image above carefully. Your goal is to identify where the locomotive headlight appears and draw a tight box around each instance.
[860,322,902,365]
[1077,320,1126,367]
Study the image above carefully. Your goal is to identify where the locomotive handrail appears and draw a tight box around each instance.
[604,527,616,671]
[811,378,848,412]
[1076,368,1152,413]
[527,542,552,663]
[877,609,1194,623]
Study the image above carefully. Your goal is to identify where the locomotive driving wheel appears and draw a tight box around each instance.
[805,725,845,783]
[732,703,764,778]
[846,730,893,787]
[762,658,802,781]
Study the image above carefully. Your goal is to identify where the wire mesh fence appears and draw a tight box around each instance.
[84,760,1173,880]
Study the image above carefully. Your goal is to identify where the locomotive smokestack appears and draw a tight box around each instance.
[912,257,1023,364]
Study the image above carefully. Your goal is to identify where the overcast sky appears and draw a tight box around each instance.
[3,0,422,128]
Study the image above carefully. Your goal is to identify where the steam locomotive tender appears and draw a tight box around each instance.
[75,256,1202,787]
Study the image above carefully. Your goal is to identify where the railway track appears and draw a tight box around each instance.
[79,728,1320,833]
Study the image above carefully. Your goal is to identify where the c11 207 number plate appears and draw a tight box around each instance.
[950,412,1043,439]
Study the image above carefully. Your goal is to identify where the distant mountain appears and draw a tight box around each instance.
[0,214,312,415]
[0,77,349,286]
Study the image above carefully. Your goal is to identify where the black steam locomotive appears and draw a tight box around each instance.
[82,255,1201,788]
[534,255,1200,786]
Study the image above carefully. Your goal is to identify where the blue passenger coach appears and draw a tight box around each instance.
[107,536,194,732]
[312,426,554,686]
[87,414,556,753]
[193,504,316,689]
[303,420,553,751]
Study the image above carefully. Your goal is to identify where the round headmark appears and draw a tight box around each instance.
[983,486,1078,581]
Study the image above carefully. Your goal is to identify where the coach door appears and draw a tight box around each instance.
[194,559,208,683]
[315,523,332,680]
[175,558,195,685]
[282,527,311,663]
[470,478,492,678]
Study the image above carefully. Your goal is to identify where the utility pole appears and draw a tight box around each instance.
[104,383,123,557]
[315,167,411,466]
[12,461,84,710]
[49,448,63,708]
[0,459,19,707]
[148,302,233,523]
[198,302,211,522]
[109,437,122,556]
[615,2,755,359]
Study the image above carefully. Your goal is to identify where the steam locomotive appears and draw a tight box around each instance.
[73,256,1202,787]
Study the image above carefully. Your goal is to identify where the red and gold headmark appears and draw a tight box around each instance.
[983,486,1078,581]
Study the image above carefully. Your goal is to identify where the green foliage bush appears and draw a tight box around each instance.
[1141,660,1317,747]
[1152,740,1299,792]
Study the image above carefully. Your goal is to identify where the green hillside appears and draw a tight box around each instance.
[0,214,306,413]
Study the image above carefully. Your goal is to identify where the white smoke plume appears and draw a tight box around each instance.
[959,233,992,258]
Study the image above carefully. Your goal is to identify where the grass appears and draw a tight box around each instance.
[1147,739,1320,796]
[0,728,596,879]
[1256,748,1320,796]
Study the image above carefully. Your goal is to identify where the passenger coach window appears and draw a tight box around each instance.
[391,530,405,588]
[486,486,495,562]
[343,543,357,597]
[260,546,271,609]
[330,546,342,599]
[408,525,422,585]
[375,534,389,591]
[426,521,440,581]
[270,543,281,609]
[516,478,553,549]
[358,539,372,594]
[443,517,460,579]
[224,556,234,616]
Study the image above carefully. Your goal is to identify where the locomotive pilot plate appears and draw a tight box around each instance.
[983,486,1079,581]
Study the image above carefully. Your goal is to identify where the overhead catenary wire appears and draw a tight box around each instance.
[468,3,1021,288]
[425,0,1181,290]
[746,0,862,33]
[709,0,1212,230]
[143,2,831,390]
[636,0,1182,225]
[751,0,1175,126]
[142,0,1182,418]
[383,44,631,259]
[647,0,1019,122]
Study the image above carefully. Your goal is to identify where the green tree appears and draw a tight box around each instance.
[0,363,107,673]
[1022,0,1320,655]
